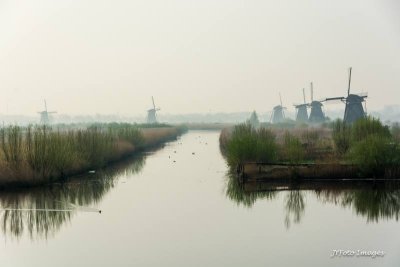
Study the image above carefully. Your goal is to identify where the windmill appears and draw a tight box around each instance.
[38,100,57,124]
[270,93,286,124]
[146,96,160,124]
[325,67,367,124]
[308,82,326,124]
[294,88,309,123]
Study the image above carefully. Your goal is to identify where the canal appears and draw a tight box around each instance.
[0,131,399,266]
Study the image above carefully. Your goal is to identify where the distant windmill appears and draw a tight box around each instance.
[294,88,309,123]
[38,100,57,124]
[147,96,160,124]
[271,93,286,124]
[308,82,326,124]
[325,67,367,124]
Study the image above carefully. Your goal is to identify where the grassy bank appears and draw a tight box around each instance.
[0,124,187,188]
[220,117,400,179]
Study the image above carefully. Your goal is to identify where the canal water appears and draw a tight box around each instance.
[0,131,399,267]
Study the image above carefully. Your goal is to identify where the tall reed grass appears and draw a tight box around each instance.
[0,124,185,186]
[225,124,277,166]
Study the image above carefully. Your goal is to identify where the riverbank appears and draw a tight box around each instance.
[0,124,187,189]
[220,117,400,181]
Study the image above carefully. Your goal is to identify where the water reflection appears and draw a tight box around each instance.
[284,191,305,228]
[226,171,400,227]
[225,170,277,207]
[0,155,145,240]
[316,186,400,222]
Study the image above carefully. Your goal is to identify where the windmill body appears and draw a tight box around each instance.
[308,101,325,123]
[343,94,367,124]
[295,104,309,123]
[271,93,286,124]
[272,105,285,124]
[146,97,160,124]
[307,83,325,124]
[295,88,309,123]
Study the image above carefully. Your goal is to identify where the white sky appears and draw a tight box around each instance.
[0,0,399,116]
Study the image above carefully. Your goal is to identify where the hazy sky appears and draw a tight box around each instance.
[0,0,399,116]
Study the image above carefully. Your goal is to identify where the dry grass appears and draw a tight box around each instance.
[0,125,186,188]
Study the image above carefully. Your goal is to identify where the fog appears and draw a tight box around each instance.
[0,0,399,118]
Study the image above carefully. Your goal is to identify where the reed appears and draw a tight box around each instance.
[0,123,184,187]
[280,131,304,163]
[225,124,277,166]
[332,119,351,155]
[221,116,400,178]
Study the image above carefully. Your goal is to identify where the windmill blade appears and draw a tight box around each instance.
[269,110,274,123]
[44,99,48,112]
[303,88,306,104]
[325,96,346,103]
[364,99,368,114]
[356,92,368,98]
[310,82,314,102]
[347,67,352,96]
[279,93,283,107]
[152,96,156,109]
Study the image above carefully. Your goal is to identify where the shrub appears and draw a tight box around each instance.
[347,134,399,177]
[351,116,391,143]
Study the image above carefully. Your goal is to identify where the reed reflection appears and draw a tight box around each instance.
[316,185,400,222]
[225,170,277,208]
[226,171,400,227]
[0,155,145,240]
